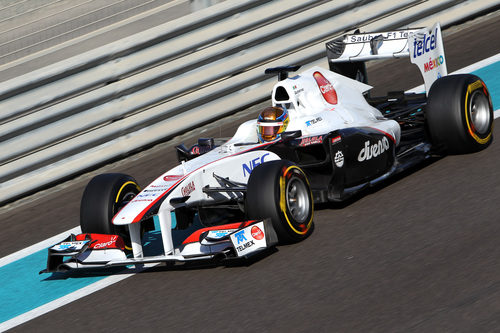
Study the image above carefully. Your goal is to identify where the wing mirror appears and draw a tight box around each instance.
[281,130,302,141]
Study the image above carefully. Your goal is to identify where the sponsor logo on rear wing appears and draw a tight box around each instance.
[326,28,421,62]
[408,23,448,95]
[326,23,447,95]
[345,30,415,44]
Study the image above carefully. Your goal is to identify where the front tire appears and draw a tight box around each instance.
[246,160,314,244]
[80,173,140,249]
[426,74,493,154]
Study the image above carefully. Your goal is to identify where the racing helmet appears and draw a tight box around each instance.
[257,106,289,142]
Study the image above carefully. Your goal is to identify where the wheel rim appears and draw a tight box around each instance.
[469,90,491,135]
[286,177,310,223]
[115,191,137,213]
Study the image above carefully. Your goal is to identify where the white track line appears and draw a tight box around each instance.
[408,53,500,93]
[0,263,157,332]
[453,53,500,74]
[0,226,80,268]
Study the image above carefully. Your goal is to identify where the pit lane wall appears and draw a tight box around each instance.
[0,0,497,205]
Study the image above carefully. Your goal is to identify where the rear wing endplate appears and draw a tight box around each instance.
[326,23,448,94]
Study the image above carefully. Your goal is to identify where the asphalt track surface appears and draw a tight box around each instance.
[3,12,500,332]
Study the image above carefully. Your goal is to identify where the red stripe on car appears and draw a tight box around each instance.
[182,221,256,245]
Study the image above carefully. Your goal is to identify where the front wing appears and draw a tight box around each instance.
[41,219,278,273]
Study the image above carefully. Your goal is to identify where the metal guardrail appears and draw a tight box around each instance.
[0,0,498,205]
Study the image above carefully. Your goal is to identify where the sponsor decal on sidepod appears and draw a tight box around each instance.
[293,85,304,94]
[358,137,390,162]
[181,181,196,196]
[331,135,342,144]
[305,117,322,127]
[299,136,323,147]
[242,153,270,177]
[334,151,344,167]
[164,175,183,182]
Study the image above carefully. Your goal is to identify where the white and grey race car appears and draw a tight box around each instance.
[42,23,494,273]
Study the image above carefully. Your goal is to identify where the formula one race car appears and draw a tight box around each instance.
[42,23,493,273]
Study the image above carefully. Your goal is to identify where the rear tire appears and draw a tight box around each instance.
[426,74,493,154]
[246,160,314,244]
[80,173,140,249]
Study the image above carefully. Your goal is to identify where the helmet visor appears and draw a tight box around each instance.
[258,122,283,141]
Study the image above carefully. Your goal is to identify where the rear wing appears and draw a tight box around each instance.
[326,23,447,95]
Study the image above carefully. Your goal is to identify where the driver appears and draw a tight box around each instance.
[257,106,289,142]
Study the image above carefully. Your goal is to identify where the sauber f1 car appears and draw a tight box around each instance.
[42,23,494,273]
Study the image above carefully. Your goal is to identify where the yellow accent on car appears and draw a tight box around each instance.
[465,80,491,144]
[279,165,314,235]
[114,181,141,251]
[115,181,141,203]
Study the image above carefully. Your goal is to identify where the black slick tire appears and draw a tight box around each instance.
[246,160,314,244]
[80,173,140,249]
[426,74,493,154]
